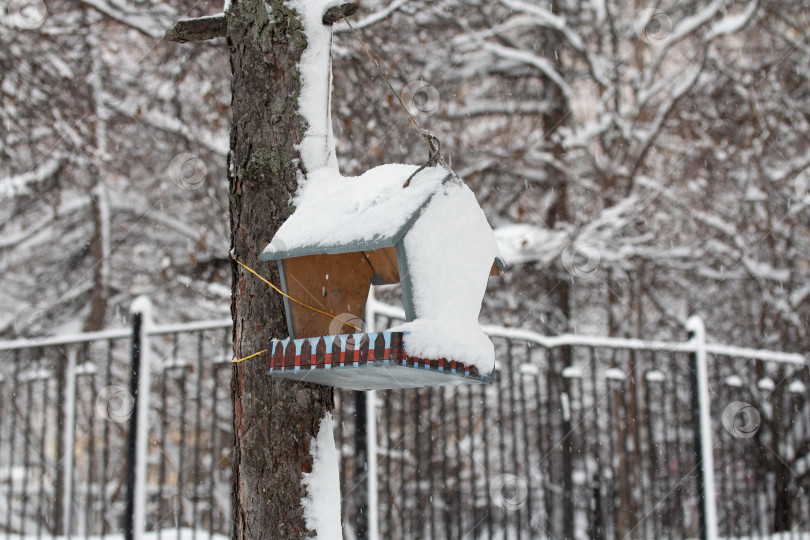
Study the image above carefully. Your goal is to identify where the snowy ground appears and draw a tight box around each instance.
[3,528,808,540]
[5,530,228,540]
[685,535,810,540]
[481,532,810,540]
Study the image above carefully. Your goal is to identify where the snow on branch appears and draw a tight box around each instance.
[0,158,62,199]
[0,196,88,250]
[497,0,585,53]
[646,0,723,83]
[112,202,205,244]
[706,0,759,39]
[112,101,228,155]
[664,0,725,45]
[740,258,791,284]
[578,193,642,239]
[446,99,551,118]
[494,223,571,266]
[630,59,705,175]
[332,0,407,32]
[483,42,572,102]
[77,0,172,39]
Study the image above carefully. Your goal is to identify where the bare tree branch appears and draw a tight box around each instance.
[164,14,226,43]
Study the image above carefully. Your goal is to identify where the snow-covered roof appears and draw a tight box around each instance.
[261,164,456,260]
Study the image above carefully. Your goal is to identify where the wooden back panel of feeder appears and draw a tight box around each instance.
[364,246,400,284]
[282,252,373,339]
[282,246,499,339]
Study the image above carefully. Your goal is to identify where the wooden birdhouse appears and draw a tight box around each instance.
[260,164,505,390]
[244,0,505,390]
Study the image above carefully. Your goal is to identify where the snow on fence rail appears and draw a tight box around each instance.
[2,296,803,364]
[0,296,807,539]
[371,296,806,364]
[0,319,234,351]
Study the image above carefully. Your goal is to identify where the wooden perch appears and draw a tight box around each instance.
[163,3,358,42]
[322,2,359,25]
[164,14,226,42]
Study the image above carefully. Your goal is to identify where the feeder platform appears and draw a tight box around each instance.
[267,331,492,391]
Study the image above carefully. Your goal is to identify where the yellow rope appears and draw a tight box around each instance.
[232,349,267,363]
[231,257,362,363]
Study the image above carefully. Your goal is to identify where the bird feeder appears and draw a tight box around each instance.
[259,164,505,390]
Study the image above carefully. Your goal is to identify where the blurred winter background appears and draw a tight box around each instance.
[1,0,809,538]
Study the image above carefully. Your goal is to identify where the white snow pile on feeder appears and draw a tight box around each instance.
[301,412,342,539]
[387,176,498,373]
[261,164,503,375]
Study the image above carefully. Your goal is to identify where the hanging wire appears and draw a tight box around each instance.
[339,7,449,186]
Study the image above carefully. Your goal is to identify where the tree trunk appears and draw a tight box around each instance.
[226,1,334,537]
[539,7,574,534]
[84,182,110,332]
[770,369,792,532]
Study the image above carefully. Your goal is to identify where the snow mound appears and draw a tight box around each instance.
[301,412,342,540]
[391,179,499,372]
[395,318,495,372]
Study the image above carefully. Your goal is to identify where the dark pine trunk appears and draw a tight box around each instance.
[84,183,108,332]
[770,370,792,532]
[226,0,334,537]
[540,2,574,536]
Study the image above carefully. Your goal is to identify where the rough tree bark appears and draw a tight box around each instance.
[540,1,574,537]
[226,0,333,536]
[84,183,110,332]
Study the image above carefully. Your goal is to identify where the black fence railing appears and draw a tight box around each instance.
[356,314,707,539]
[0,335,133,536]
[0,311,234,539]
[0,298,807,539]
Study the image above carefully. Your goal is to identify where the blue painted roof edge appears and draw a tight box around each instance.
[260,236,399,261]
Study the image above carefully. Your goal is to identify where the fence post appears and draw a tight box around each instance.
[60,349,77,538]
[125,297,152,540]
[561,345,575,540]
[354,390,368,539]
[687,316,718,540]
[365,292,379,540]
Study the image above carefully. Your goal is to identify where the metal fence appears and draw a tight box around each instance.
[0,297,807,539]
[0,306,234,538]
[364,302,810,540]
